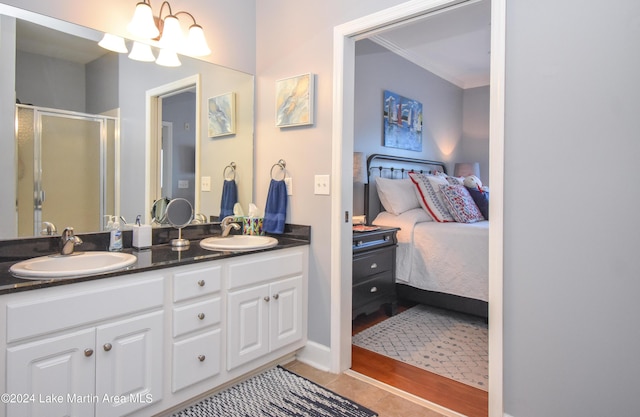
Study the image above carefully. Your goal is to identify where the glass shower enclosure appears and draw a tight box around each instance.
[16,104,118,237]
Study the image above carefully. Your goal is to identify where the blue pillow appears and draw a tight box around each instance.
[466,188,489,220]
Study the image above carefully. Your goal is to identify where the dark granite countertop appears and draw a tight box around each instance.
[0,224,310,295]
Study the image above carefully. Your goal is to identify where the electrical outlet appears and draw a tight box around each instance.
[201,176,211,192]
[314,175,330,195]
[284,177,293,196]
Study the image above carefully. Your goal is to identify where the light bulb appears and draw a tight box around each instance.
[185,24,211,56]
[98,33,128,53]
[127,2,159,39]
[128,42,156,62]
[156,49,181,67]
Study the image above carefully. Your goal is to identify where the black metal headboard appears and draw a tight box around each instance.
[364,154,447,223]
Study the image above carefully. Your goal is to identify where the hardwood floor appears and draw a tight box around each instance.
[351,303,488,417]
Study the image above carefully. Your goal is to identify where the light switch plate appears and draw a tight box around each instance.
[284,177,293,195]
[201,176,211,192]
[314,175,330,195]
[178,180,189,189]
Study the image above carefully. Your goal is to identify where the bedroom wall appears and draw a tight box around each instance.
[461,86,490,185]
[353,39,465,216]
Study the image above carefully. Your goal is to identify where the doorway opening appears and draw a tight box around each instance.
[145,75,201,224]
[330,0,505,416]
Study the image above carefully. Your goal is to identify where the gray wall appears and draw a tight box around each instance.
[503,1,640,416]
[0,14,16,237]
[16,50,86,111]
[461,86,489,185]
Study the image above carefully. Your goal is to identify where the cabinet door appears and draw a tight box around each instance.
[6,328,96,417]
[270,276,303,351]
[95,311,163,417]
[227,284,269,370]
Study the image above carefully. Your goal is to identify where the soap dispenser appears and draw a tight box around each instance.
[109,216,123,252]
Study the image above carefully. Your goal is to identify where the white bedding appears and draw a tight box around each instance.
[373,208,488,302]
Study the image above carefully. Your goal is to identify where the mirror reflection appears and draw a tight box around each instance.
[1,5,254,240]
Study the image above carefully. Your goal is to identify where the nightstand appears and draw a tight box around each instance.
[352,226,399,319]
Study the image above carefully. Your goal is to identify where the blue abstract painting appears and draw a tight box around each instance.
[208,92,235,137]
[383,90,423,151]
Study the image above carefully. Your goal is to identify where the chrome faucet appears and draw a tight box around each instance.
[59,227,83,255]
[220,216,241,237]
[41,222,57,236]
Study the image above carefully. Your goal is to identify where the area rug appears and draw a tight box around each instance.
[353,304,488,390]
[172,366,377,417]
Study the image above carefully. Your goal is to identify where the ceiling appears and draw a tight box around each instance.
[367,0,491,89]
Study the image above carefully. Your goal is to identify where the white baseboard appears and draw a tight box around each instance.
[296,340,332,372]
[504,413,515,417]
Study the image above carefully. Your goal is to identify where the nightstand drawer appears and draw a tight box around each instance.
[353,274,395,309]
[353,247,394,283]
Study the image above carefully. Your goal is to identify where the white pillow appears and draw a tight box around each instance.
[408,172,455,222]
[374,177,421,215]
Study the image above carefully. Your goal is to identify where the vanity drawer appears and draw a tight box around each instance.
[172,329,221,392]
[173,297,221,338]
[173,265,222,302]
[353,247,394,284]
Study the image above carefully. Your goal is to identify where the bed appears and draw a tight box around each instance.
[364,154,489,318]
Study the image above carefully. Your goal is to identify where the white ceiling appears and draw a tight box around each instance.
[367,0,491,89]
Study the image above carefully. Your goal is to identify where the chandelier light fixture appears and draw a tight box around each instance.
[127,0,211,56]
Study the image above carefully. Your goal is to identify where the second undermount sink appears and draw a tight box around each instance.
[200,235,278,252]
[9,251,137,280]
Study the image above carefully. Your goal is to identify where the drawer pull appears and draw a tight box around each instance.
[84,348,94,357]
[384,235,390,241]
[370,286,378,293]
[197,280,205,287]
[197,313,205,320]
[103,343,112,352]
[198,355,206,362]
[356,240,363,247]
[370,263,378,269]
[264,296,270,302]
[273,293,279,300]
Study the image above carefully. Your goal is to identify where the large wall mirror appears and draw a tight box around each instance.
[0,4,254,240]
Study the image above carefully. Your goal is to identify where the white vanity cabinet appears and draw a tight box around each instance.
[1,245,309,417]
[2,274,164,417]
[227,249,306,370]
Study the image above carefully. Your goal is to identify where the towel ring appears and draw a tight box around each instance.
[223,162,236,181]
[270,159,286,181]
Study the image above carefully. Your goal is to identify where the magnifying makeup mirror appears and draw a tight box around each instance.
[151,197,171,224]
[165,198,194,248]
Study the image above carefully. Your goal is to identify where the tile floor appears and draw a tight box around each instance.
[283,361,451,417]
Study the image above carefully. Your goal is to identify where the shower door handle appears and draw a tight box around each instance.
[35,190,45,209]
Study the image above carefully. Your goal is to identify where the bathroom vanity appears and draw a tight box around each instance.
[0,228,309,417]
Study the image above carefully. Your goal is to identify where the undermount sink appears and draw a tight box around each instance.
[9,251,137,280]
[200,235,278,252]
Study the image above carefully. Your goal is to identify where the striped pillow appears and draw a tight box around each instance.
[408,172,454,222]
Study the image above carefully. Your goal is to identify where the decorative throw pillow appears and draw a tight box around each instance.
[440,184,485,223]
[466,187,490,220]
[408,172,455,222]
[375,177,421,215]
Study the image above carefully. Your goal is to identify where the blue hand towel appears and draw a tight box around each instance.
[219,179,238,219]
[263,179,287,234]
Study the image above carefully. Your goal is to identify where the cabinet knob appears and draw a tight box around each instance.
[264,296,270,302]
[103,343,112,352]
[384,235,390,241]
[84,348,94,357]
[273,293,279,300]
[197,313,205,320]
[197,280,205,287]
[356,240,363,246]
[198,355,206,362]
[370,263,378,269]
[370,286,378,293]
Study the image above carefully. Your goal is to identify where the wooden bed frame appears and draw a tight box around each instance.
[364,153,488,319]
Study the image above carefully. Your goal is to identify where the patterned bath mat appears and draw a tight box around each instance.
[353,304,488,390]
[172,366,377,417]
